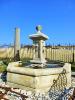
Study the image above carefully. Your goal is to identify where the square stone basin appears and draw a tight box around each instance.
[7,62,71,92]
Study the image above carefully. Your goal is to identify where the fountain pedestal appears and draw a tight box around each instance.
[29,25,48,66]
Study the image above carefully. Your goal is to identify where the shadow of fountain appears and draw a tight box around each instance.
[1,71,7,82]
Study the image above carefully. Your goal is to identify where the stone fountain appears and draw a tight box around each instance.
[7,25,71,93]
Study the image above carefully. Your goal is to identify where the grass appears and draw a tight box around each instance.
[0,64,7,72]
[0,58,11,73]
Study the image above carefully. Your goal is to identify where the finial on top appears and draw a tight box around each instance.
[36,25,42,31]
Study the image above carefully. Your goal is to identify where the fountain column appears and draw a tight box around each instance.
[29,25,49,66]
[39,40,43,60]
[32,44,35,59]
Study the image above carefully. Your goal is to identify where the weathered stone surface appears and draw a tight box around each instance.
[8,61,22,67]
[7,63,71,76]
[29,25,49,66]
[14,28,20,61]
[7,63,71,92]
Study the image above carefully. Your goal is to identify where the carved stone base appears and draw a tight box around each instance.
[7,63,71,93]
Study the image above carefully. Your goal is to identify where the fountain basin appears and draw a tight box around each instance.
[7,62,71,92]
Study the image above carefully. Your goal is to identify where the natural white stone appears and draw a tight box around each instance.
[29,25,48,66]
[7,63,71,92]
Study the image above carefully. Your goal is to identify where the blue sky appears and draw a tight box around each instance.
[0,0,75,45]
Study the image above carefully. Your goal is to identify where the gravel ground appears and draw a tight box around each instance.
[71,76,75,87]
[0,72,75,100]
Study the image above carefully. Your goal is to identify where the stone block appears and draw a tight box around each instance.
[7,63,71,92]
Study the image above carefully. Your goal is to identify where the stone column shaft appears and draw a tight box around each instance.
[33,46,35,59]
[14,28,20,61]
[39,40,43,60]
